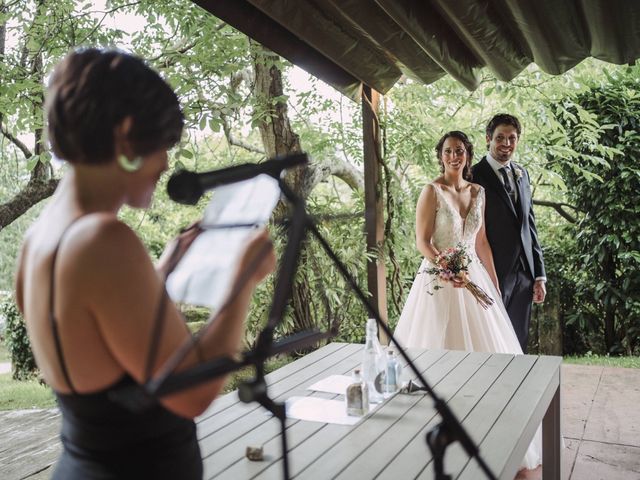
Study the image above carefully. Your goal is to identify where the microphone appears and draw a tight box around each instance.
[167,152,308,205]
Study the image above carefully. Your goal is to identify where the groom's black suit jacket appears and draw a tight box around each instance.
[472,157,545,351]
[472,157,545,284]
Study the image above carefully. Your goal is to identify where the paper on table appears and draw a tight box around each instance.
[166,174,281,309]
[307,375,353,395]
[285,396,377,426]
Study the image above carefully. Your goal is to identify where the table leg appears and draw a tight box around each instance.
[542,373,562,479]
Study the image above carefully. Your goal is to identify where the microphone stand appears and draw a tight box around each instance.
[123,157,496,480]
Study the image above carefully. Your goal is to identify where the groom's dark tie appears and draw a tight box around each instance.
[499,166,517,208]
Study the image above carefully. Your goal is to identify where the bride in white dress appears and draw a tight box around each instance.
[394,131,541,472]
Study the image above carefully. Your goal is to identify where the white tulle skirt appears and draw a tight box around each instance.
[394,257,542,470]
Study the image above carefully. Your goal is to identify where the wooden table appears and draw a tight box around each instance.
[196,342,562,479]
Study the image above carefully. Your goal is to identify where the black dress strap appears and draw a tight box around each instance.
[144,288,168,383]
[49,218,84,394]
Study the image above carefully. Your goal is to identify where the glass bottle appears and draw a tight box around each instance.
[346,368,369,416]
[361,318,386,403]
[383,349,401,396]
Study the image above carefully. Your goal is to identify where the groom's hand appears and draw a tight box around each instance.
[533,280,546,303]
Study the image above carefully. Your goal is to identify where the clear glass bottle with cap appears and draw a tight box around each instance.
[361,318,386,403]
[383,349,402,396]
[346,368,369,416]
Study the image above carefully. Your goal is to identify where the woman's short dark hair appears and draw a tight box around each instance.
[485,113,521,140]
[435,130,474,181]
[46,48,184,164]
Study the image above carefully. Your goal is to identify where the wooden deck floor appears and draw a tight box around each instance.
[1,363,638,480]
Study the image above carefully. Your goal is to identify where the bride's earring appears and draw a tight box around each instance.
[117,154,143,173]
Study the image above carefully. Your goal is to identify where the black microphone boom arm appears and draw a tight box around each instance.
[167,153,308,205]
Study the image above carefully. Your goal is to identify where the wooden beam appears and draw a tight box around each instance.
[362,85,388,343]
[193,0,362,99]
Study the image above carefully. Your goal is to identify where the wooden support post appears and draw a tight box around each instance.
[362,85,388,344]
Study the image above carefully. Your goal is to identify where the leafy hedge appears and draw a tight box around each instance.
[546,69,640,355]
[0,298,38,380]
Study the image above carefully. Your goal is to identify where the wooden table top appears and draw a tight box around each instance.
[196,342,562,479]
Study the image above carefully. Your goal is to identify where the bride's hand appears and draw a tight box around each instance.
[156,221,202,278]
[450,272,467,289]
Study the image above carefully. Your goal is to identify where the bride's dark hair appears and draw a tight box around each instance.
[435,130,474,181]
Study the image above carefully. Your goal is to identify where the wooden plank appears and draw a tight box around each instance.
[0,409,61,480]
[542,371,562,480]
[205,347,440,479]
[416,354,536,479]
[192,345,562,480]
[374,353,516,480]
[191,1,362,99]
[201,344,365,475]
[197,342,349,424]
[335,351,497,479]
[197,343,356,439]
[264,350,469,479]
[230,348,447,479]
[198,344,362,456]
[456,355,562,480]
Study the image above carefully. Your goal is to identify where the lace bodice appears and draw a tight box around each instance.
[431,184,484,251]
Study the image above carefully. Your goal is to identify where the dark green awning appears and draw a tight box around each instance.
[194,0,640,98]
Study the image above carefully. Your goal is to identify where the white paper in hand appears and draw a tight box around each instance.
[165,173,281,309]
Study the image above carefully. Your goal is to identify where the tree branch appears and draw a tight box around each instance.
[0,177,58,230]
[302,154,363,197]
[150,38,199,68]
[533,199,578,223]
[0,122,33,158]
[220,115,265,154]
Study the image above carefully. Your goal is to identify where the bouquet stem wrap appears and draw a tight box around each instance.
[455,272,494,310]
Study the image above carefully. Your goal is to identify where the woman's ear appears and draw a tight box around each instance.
[113,115,134,158]
[114,116,133,143]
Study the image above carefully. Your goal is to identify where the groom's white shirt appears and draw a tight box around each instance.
[485,153,546,283]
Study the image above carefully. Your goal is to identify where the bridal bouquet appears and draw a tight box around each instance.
[422,244,494,309]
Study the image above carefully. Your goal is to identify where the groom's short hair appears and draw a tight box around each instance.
[485,114,522,139]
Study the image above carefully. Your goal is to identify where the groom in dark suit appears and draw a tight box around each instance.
[471,114,546,352]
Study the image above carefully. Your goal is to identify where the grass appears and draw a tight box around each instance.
[0,342,294,410]
[563,353,640,369]
[0,374,56,411]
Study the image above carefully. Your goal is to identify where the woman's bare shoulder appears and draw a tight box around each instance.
[66,214,148,271]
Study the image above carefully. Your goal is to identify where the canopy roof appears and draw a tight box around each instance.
[195,0,640,98]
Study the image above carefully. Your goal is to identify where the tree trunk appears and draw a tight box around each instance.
[252,45,303,178]
[252,45,319,338]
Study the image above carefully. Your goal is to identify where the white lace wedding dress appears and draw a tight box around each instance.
[394,183,542,470]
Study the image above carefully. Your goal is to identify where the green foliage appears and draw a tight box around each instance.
[546,67,640,355]
[0,298,37,380]
[0,373,56,411]
[243,206,371,348]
